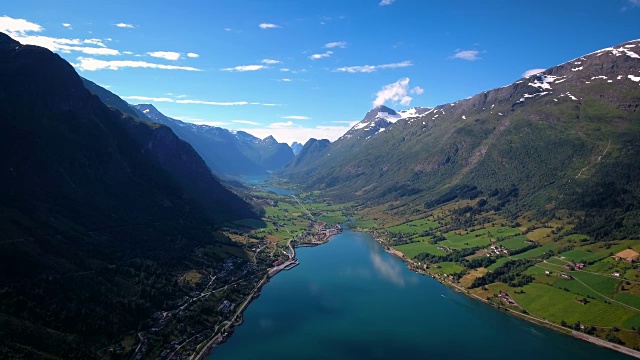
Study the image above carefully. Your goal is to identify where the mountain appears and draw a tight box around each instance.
[284,39,640,240]
[131,104,293,177]
[0,32,257,358]
[290,141,303,155]
[339,105,432,141]
[283,138,332,178]
[81,80,294,178]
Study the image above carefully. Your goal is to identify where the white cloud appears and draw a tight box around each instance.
[261,58,280,64]
[237,122,358,145]
[187,52,199,58]
[224,27,232,32]
[280,78,292,82]
[282,115,310,120]
[123,95,175,102]
[233,120,261,125]
[259,23,280,29]
[0,15,42,34]
[83,38,106,47]
[115,23,135,28]
[451,50,480,61]
[522,68,546,77]
[309,50,333,60]
[73,57,201,71]
[16,35,121,55]
[269,121,296,128]
[221,64,266,72]
[147,51,181,61]
[325,41,347,49]
[335,60,412,73]
[373,77,422,107]
[0,16,122,56]
[379,0,396,5]
[192,121,231,126]
[176,100,249,106]
[630,0,640,5]
[121,95,279,107]
[280,68,290,72]
[62,23,72,29]
[123,51,134,55]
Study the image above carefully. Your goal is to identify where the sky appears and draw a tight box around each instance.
[1,0,640,145]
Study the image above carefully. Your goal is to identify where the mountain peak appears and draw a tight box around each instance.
[262,135,277,144]
[0,32,19,46]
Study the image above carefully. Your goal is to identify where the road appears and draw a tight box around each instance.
[292,195,314,220]
[190,273,270,360]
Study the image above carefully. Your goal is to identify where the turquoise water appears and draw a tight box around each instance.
[210,228,630,359]
[262,186,296,196]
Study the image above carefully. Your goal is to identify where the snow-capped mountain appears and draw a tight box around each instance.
[340,105,433,141]
[132,104,294,176]
[283,38,640,214]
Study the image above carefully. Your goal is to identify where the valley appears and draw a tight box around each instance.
[1,2,640,358]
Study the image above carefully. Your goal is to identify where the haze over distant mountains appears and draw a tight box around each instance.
[82,78,294,178]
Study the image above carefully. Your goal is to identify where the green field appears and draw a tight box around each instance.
[444,230,491,249]
[559,248,609,263]
[431,262,463,275]
[498,235,531,251]
[616,293,640,309]
[487,226,522,239]
[350,219,376,229]
[512,283,640,328]
[511,243,559,259]
[395,242,446,258]
[487,257,509,271]
[317,213,349,225]
[388,218,440,235]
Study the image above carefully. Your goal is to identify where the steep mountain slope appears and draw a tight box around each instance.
[133,104,294,177]
[0,32,256,358]
[283,138,331,178]
[290,141,303,155]
[284,39,640,240]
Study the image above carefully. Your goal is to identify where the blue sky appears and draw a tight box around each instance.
[2,0,640,144]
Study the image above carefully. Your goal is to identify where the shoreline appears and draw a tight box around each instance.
[193,225,640,360]
[190,235,335,360]
[372,231,640,359]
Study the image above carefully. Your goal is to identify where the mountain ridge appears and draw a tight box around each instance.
[0,32,257,358]
[283,38,640,240]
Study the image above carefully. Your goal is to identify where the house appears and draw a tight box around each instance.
[612,249,640,263]
[545,270,551,275]
[613,272,621,277]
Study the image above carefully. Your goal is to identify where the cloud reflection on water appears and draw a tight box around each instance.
[369,248,417,287]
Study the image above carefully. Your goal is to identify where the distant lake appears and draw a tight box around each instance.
[262,186,297,196]
[210,228,629,359]
[238,175,269,185]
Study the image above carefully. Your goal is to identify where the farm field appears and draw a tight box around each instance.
[395,241,446,259]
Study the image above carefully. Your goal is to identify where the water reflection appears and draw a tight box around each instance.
[367,242,417,287]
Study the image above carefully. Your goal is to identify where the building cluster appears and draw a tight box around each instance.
[497,291,516,305]
[487,244,509,257]
[612,249,640,263]
[218,300,236,314]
